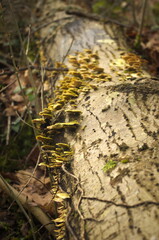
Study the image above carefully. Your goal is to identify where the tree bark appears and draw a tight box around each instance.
[39,1,159,239]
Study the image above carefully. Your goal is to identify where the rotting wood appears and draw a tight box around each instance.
[36,1,159,239]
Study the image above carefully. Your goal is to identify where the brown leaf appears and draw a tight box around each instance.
[5,106,16,116]
[11,94,24,102]
[13,168,52,208]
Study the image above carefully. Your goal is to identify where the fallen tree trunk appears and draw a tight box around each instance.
[37,1,159,239]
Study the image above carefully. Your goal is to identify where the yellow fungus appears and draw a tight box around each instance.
[41,145,55,150]
[55,147,63,152]
[32,118,45,124]
[70,104,77,107]
[89,84,98,90]
[36,135,52,142]
[79,64,88,69]
[92,67,104,73]
[81,57,90,62]
[98,73,109,78]
[68,70,82,78]
[83,49,92,54]
[47,121,79,130]
[39,112,52,118]
[53,103,63,110]
[68,55,77,60]
[63,91,78,98]
[56,192,70,199]
[54,217,65,223]
[47,123,65,130]
[56,143,70,148]
[69,99,77,104]
[63,120,79,127]
[68,88,79,94]
[88,63,97,69]
[63,151,73,155]
[90,53,99,59]
[39,162,61,168]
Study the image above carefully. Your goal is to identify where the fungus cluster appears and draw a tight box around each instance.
[122,52,147,72]
[33,49,111,239]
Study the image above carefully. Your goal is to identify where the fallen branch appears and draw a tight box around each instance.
[0,175,55,237]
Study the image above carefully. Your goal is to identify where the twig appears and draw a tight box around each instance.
[61,164,79,182]
[6,113,11,145]
[32,17,72,33]
[65,205,79,240]
[25,25,31,56]
[0,174,55,237]
[138,0,148,37]
[8,34,31,116]
[131,0,138,26]
[62,38,74,63]
[0,79,16,93]
[40,66,45,111]
[25,143,38,164]
[66,9,129,27]
[134,0,148,48]
[16,111,36,129]
[76,185,84,220]
[0,66,68,77]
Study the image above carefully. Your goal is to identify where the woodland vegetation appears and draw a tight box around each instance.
[0,0,159,239]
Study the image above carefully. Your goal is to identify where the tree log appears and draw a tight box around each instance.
[39,1,159,239]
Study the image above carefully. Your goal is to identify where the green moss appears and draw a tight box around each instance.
[103,160,117,172]
[121,159,129,164]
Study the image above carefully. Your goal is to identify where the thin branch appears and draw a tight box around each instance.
[40,66,45,111]
[0,66,68,77]
[134,0,148,47]
[65,8,129,27]
[16,111,36,129]
[138,0,148,37]
[131,0,138,26]
[6,114,11,145]
[31,17,72,33]
[0,79,16,93]
[25,143,38,164]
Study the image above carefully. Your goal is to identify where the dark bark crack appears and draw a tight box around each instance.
[86,108,107,134]
[82,196,159,209]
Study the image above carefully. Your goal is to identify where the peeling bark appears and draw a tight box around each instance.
[39,1,159,239]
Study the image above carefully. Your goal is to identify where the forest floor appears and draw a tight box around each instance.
[0,0,159,239]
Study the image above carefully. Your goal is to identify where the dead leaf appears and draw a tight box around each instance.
[11,94,24,102]
[13,168,53,209]
[5,106,16,116]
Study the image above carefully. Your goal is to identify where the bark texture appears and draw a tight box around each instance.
[40,1,159,239]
